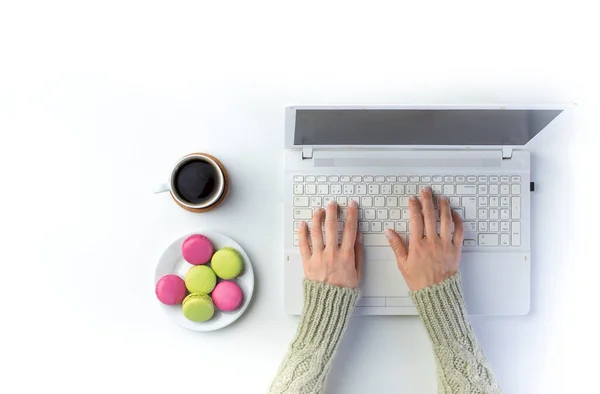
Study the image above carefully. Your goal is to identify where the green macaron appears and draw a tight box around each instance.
[182,293,215,322]
[211,247,244,279]
[185,265,217,294]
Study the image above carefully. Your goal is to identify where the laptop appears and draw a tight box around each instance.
[283,105,564,316]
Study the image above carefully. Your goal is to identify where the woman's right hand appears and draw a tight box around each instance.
[384,186,464,292]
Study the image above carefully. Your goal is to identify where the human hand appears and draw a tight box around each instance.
[384,187,464,292]
[298,200,363,289]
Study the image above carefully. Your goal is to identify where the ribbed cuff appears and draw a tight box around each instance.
[410,273,473,347]
[292,280,360,354]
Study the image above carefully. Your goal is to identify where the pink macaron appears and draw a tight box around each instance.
[155,275,187,305]
[181,234,213,265]
[212,281,243,312]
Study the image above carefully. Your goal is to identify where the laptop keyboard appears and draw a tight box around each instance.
[292,175,522,248]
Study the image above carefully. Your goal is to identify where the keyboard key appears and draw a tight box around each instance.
[374,197,385,207]
[479,222,488,232]
[490,209,499,220]
[409,176,420,182]
[358,221,369,232]
[512,184,521,194]
[453,208,464,219]
[349,196,360,206]
[293,175,304,182]
[490,196,499,207]
[455,176,466,183]
[444,176,454,182]
[390,209,401,219]
[432,184,442,194]
[377,209,388,220]
[329,176,339,182]
[386,196,398,207]
[512,197,521,219]
[398,197,410,207]
[324,196,335,205]
[310,197,322,207]
[371,222,383,232]
[293,233,299,246]
[375,176,385,182]
[364,175,374,182]
[463,239,476,247]
[306,175,316,182]
[381,184,392,195]
[293,221,301,232]
[395,221,407,232]
[386,176,397,182]
[398,176,408,182]
[362,234,392,246]
[393,184,405,194]
[339,208,347,220]
[463,222,477,232]
[343,184,354,194]
[364,209,376,220]
[318,185,329,195]
[418,185,430,193]
[478,209,488,220]
[490,221,499,232]
[384,221,394,230]
[449,196,460,207]
[356,184,367,195]
[433,176,443,183]
[500,185,510,195]
[406,185,417,195]
[501,209,510,220]
[490,184,499,195]
[336,197,348,207]
[337,221,344,232]
[490,176,499,183]
[352,176,362,182]
[501,221,510,232]
[305,184,316,195]
[317,175,327,182]
[369,185,380,195]
[358,208,363,219]
[478,185,488,195]
[462,197,477,219]
[422,176,432,183]
[294,184,304,195]
[512,222,521,246]
[294,196,310,206]
[331,185,342,195]
[478,176,488,183]
[457,185,477,195]
[402,208,410,220]
[467,176,477,183]
[479,233,499,246]
[340,175,351,182]
[361,196,373,207]
[478,197,488,207]
[501,176,510,183]
[293,208,312,219]
[511,176,521,183]
[501,197,510,207]
[501,233,510,246]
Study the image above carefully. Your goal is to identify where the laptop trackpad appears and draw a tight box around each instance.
[361,247,409,297]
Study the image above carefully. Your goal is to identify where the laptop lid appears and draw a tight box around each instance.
[285,105,564,150]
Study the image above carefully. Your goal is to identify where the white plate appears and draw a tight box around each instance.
[154,230,254,331]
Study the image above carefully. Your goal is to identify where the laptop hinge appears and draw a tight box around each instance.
[302,145,313,160]
[502,148,513,160]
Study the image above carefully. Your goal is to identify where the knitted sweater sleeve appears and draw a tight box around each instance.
[411,272,502,394]
[269,280,359,394]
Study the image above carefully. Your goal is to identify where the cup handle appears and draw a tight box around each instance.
[153,183,170,194]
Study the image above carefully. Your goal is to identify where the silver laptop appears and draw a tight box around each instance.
[283,105,563,316]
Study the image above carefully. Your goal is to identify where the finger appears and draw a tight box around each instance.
[310,208,325,251]
[439,196,453,241]
[341,199,359,250]
[298,221,312,260]
[385,228,408,273]
[355,232,364,281]
[452,210,465,246]
[408,196,424,238]
[420,186,437,238]
[325,201,339,247]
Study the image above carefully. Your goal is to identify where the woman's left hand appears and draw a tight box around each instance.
[298,200,363,289]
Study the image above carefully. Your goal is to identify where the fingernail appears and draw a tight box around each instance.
[409,195,418,200]
[348,200,357,208]
[440,195,448,200]
[385,228,393,240]
[328,200,337,207]
[300,221,307,228]
[357,232,363,243]
[422,186,431,192]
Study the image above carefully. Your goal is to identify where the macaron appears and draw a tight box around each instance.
[212,281,243,312]
[211,247,244,279]
[185,265,217,294]
[155,275,187,305]
[182,293,214,322]
[181,234,213,265]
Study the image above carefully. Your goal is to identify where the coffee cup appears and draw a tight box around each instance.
[154,153,228,212]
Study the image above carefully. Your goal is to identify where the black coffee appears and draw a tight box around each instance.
[173,160,220,205]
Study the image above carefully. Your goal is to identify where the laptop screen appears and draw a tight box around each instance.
[293,109,562,146]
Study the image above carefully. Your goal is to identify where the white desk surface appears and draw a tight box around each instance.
[1,2,599,393]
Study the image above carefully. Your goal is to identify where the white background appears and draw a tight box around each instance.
[1,1,598,393]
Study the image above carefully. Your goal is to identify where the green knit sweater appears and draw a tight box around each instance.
[269,273,501,393]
